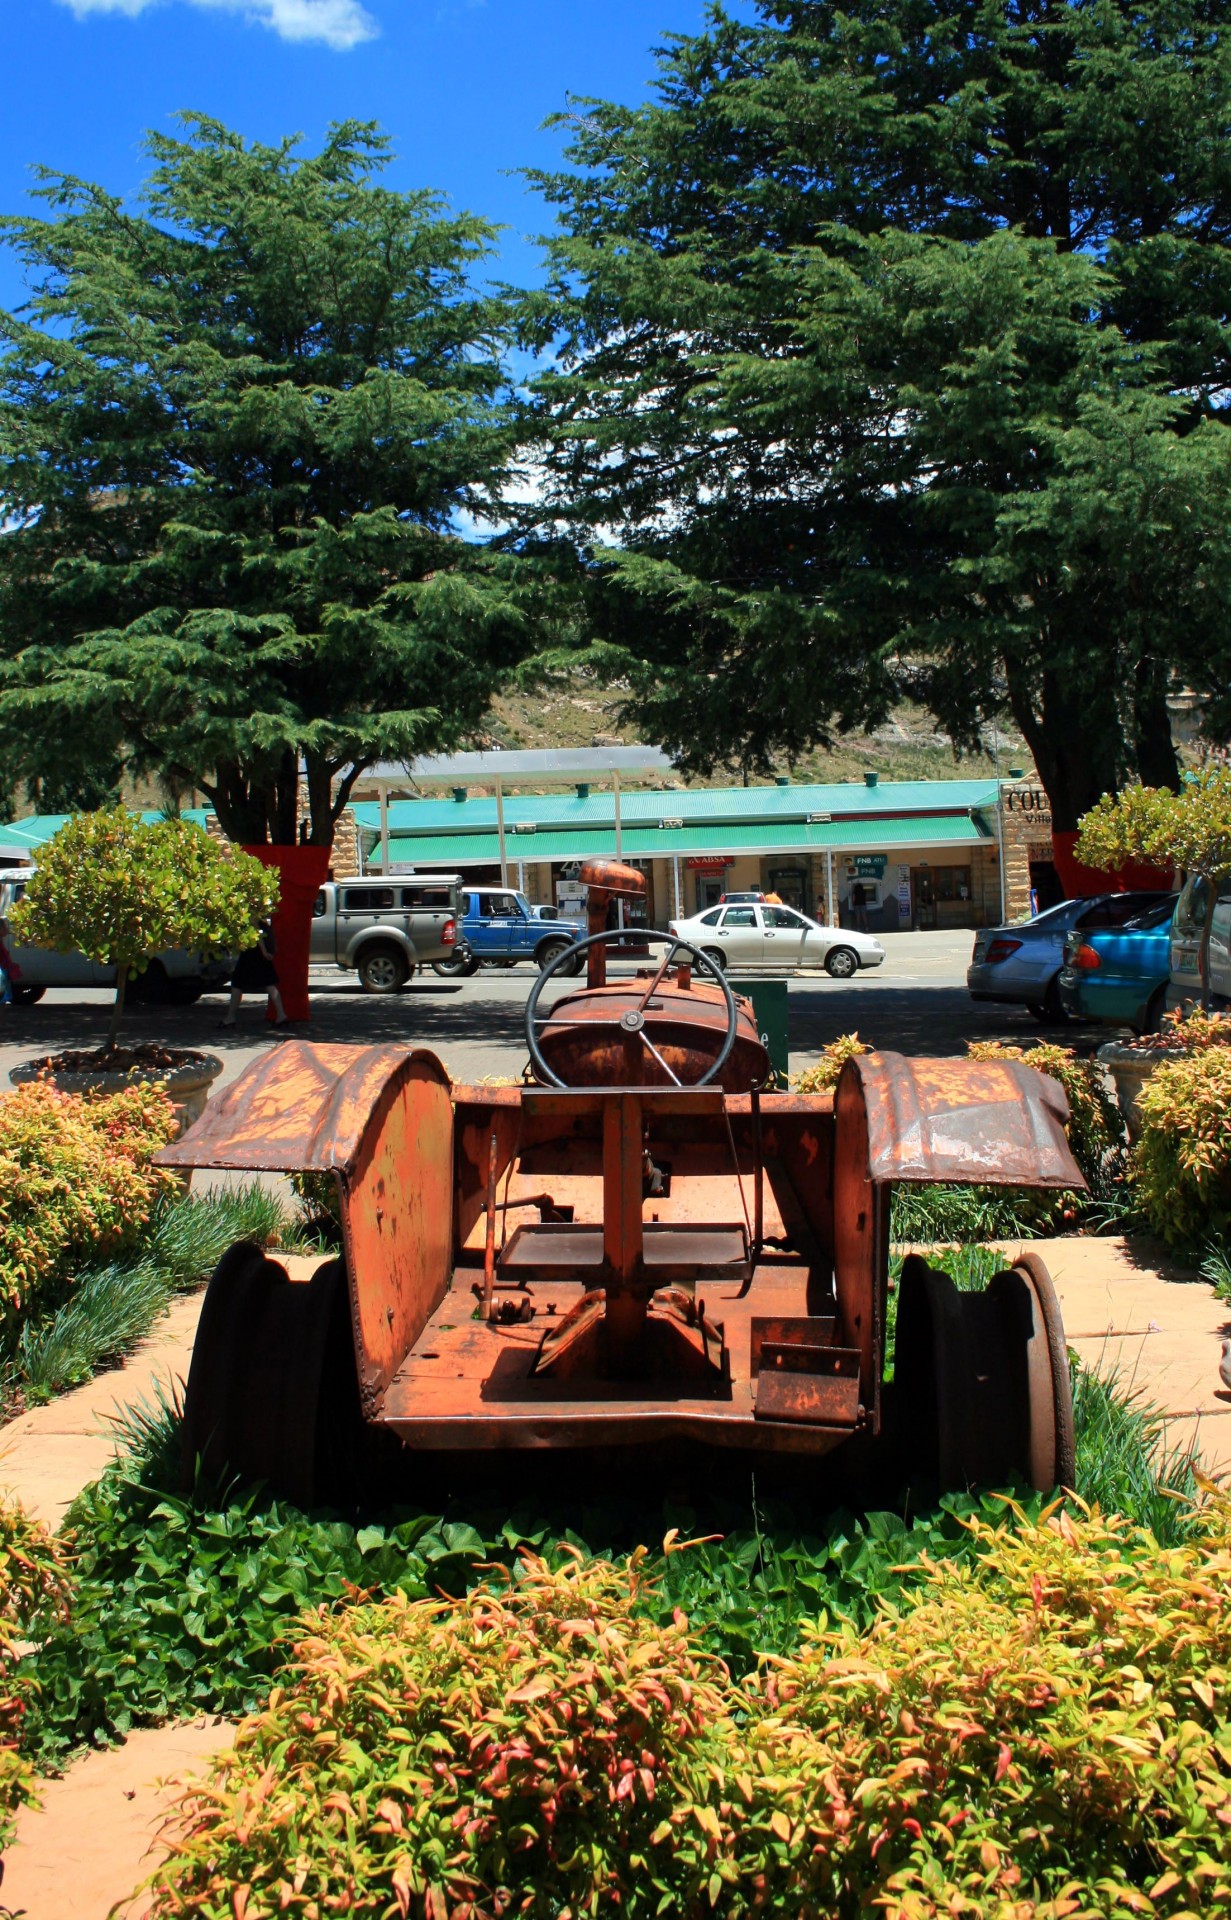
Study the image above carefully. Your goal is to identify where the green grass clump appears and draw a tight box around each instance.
[7,1183,301,1408]
[890,1181,1048,1244]
[1071,1364,1200,1540]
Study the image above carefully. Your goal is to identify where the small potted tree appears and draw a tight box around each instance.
[1076,770,1231,1133]
[8,809,279,1128]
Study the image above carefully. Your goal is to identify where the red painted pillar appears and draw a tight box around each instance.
[241,844,332,1023]
[1051,832,1173,899]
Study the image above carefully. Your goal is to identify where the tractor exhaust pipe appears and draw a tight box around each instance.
[579,858,646,989]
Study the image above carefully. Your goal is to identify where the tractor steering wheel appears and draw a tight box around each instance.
[525,929,740,1090]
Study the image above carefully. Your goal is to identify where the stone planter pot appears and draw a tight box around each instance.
[1096,1040,1165,1142]
[8,1052,224,1139]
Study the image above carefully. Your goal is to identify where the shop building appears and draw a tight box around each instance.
[351,755,1011,933]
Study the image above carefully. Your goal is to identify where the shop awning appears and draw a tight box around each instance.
[368,812,991,870]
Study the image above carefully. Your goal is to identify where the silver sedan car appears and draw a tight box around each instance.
[968,891,1175,1020]
[669,902,885,977]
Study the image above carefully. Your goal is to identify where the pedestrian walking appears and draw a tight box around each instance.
[222,919,286,1028]
[0,916,19,1007]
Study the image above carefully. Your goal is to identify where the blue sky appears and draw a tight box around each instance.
[0,0,741,313]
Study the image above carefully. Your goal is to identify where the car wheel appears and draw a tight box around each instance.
[432,952,478,978]
[1028,976,1069,1023]
[701,947,727,973]
[10,984,45,1006]
[1135,985,1167,1036]
[357,944,409,995]
[536,938,574,973]
[824,945,859,980]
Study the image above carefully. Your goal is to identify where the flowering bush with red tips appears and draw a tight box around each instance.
[140,1502,1231,1919]
[0,1081,178,1319]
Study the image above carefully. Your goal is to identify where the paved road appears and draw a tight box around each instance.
[0,929,1125,1095]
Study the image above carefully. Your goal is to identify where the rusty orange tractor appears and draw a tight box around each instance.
[160,861,1081,1507]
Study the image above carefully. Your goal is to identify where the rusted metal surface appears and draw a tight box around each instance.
[340,1055,454,1415]
[749,1315,836,1373]
[842,1052,1086,1190]
[158,1042,456,1419]
[580,859,646,988]
[754,1343,861,1427]
[833,1066,889,1429]
[169,1037,1079,1486]
[154,1042,452,1174]
[533,976,767,1093]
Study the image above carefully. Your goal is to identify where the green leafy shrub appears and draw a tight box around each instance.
[142,1553,735,1920]
[1132,1044,1231,1249]
[289,1168,343,1236]
[747,1499,1231,1917]
[0,1081,178,1320]
[792,1033,869,1094]
[0,1498,72,1847]
[137,1502,1231,1920]
[11,808,278,1052]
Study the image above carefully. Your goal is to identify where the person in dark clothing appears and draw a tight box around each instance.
[850,881,870,932]
[0,917,17,1006]
[222,920,285,1027]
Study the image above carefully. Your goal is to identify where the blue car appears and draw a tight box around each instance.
[433,886,585,977]
[1058,897,1176,1032]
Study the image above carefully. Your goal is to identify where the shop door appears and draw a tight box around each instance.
[767,866,808,913]
[697,876,724,912]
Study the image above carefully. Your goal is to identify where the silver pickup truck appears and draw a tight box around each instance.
[0,867,234,1006]
[309,875,462,993]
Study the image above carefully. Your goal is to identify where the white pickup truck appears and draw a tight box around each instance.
[0,867,234,1007]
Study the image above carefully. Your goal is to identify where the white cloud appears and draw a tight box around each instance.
[57,0,379,50]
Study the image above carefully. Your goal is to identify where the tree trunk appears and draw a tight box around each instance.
[1199,872,1218,1011]
[1004,659,1124,832]
[1132,659,1182,793]
[105,961,128,1056]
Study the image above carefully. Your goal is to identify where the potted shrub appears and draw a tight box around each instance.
[1076,770,1231,1131]
[8,809,278,1128]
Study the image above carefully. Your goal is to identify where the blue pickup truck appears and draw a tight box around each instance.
[432,887,585,977]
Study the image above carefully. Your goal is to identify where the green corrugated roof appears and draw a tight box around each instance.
[0,810,212,855]
[369,813,989,869]
[353,777,998,841]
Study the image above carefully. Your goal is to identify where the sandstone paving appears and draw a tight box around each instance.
[1,1718,236,1920]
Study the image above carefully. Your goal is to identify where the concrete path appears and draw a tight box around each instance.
[1023,1234,1231,1477]
[1,1717,236,1920]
